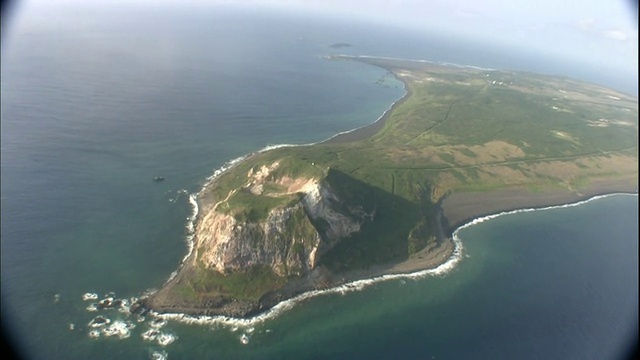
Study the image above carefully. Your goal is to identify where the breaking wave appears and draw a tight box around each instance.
[453,192,637,235]
[150,235,463,328]
[151,192,636,328]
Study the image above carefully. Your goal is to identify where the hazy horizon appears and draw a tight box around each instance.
[4,0,638,91]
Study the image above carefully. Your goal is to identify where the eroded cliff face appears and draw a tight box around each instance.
[193,167,372,277]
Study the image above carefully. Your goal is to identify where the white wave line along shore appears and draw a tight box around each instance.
[151,235,463,328]
[152,192,636,328]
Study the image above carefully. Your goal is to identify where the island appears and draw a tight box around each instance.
[139,56,638,318]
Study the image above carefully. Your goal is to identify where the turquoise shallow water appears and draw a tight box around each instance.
[1,4,637,360]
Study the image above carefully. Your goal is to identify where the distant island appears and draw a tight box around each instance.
[140,56,638,318]
[329,43,352,48]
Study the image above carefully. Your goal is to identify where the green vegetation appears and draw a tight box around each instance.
[222,190,300,222]
[201,56,638,278]
[185,265,292,301]
[317,169,425,271]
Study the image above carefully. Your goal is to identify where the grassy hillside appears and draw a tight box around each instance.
[203,56,638,273]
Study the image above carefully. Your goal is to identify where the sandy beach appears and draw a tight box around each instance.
[441,176,637,233]
[321,68,411,145]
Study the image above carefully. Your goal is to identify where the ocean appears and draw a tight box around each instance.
[1,4,637,360]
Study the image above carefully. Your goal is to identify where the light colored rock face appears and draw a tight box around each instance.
[194,178,371,277]
[301,183,362,257]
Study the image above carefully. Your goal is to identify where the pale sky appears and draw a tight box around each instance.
[8,0,639,75]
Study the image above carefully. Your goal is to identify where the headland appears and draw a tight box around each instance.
[138,55,638,319]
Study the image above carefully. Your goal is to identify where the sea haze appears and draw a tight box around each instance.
[1,4,637,360]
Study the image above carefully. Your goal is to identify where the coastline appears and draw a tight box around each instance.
[143,191,637,327]
[139,59,423,319]
[320,67,410,144]
[148,234,462,328]
[140,56,638,322]
[145,189,637,326]
[142,205,458,319]
[441,176,638,234]
[192,58,411,213]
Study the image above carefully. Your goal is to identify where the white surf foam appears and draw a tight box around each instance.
[148,193,637,328]
[158,63,411,291]
[144,51,637,328]
[149,235,463,329]
[204,155,249,184]
[452,192,637,237]
[82,292,99,301]
[163,192,200,284]
[150,350,168,360]
[156,332,177,346]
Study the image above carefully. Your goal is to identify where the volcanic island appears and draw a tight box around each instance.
[139,56,638,318]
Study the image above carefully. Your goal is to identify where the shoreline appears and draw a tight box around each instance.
[140,55,637,322]
[192,60,409,213]
[145,191,636,327]
[146,234,462,327]
[320,66,410,144]
[441,177,638,235]
[140,58,417,318]
[142,209,458,319]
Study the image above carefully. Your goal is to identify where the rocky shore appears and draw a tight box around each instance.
[141,175,636,318]
[140,198,456,318]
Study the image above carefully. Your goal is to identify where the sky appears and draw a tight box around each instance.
[5,0,639,77]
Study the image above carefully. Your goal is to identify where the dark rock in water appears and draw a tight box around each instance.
[97,297,114,309]
[88,316,110,327]
[129,301,149,316]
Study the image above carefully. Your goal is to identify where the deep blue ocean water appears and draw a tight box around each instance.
[1,4,637,359]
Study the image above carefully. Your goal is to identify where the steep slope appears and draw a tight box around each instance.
[142,57,637,317]
[192,165,374,278]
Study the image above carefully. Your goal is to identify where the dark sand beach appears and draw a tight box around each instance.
[322,65,411,145]
[441,176,638,233]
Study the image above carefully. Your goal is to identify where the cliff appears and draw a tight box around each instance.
[192,162,374,278]
[140,157,436,317]
[141,58,636,318]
